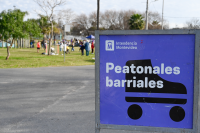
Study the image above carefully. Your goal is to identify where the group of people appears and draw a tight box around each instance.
[58,41,71,54]
[35,39,95,56]
[36,40,47,53]
[58,39,95,56]
[79,40,95,56]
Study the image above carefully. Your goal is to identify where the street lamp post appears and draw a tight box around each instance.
[161,0,164,30]
[97,0,100,30]
[145,0,149,30]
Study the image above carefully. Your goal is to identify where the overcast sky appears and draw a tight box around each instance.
[0,0,199,28]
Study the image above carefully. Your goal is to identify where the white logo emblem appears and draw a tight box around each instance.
[105,40,114,51]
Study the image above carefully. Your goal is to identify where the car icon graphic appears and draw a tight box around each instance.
[125,59,187,122]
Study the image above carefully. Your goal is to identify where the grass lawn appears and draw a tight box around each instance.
[0,47,95,68]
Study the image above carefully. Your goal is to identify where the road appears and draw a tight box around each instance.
[0,66,157,133]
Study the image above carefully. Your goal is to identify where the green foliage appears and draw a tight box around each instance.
[0,9,42,41]
[88,26,96,31]
[35,15,58,40]
[152,20,160,25]
[25,19,42,38]
[53,27,61,34]
[129,14,145,30]
[37,15,51,35]
[0,9,28,41]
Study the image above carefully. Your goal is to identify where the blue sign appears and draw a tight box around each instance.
[99,35,195,129]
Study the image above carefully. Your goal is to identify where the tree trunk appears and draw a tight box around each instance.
[87,30,90,36]
[48,22,54,55]
[48,32,51,55]
[17,40,18,48]
[30,36,32,49]
[14,40,16,49]
[48,40,51,55]
[20,38,22,49]
[43,34,45,48]
[6,39,14,60]
[43,33,46,50]
[54,35,56,45]
[44,33,46,41]
[6,46,11,60]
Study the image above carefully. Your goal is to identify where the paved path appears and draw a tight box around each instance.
[0,66,157,133]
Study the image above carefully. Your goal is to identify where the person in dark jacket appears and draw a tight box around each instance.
[80,43,85,55]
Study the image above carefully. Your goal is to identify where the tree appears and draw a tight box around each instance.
[56,8,75,25]
[72,12,99,35]
[100,10,136,30]
[73,14,90,36]
[88,11,97,30]
[37,15,51,44]
[33,0,66,55]
[148,20,162,30]
[70,10,168,32]
[185,18,200,29]
[54,8,75,38]
[25,18,43,45]
[0,9,41,60]
[129,14,145,30]
[144,11,169,30]
[101,10,119,30]
[118,10,136,30]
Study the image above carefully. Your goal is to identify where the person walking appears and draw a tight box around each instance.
[91,41,94,54]
[37,41,41,53]
[84,40,90,56]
